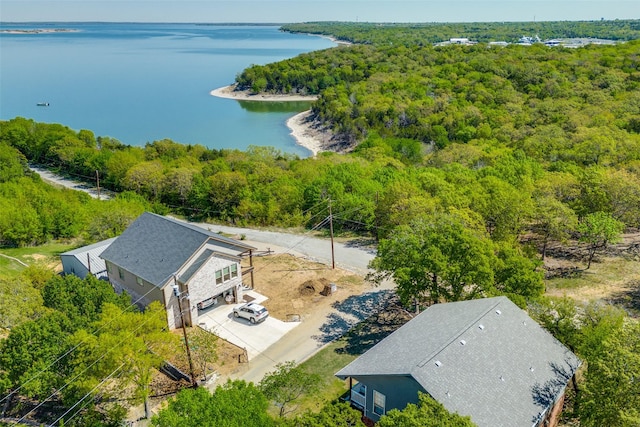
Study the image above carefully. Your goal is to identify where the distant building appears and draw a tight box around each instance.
[61,238,116,280]
[449,37,470,44]
[337,296,581,426]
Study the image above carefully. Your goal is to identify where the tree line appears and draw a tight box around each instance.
[282,20,640,45]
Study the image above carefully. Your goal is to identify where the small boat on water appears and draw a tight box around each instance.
[37,102,50,106]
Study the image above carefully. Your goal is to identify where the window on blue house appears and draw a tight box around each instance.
[373,390,386,416]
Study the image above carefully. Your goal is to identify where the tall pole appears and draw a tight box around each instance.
[329,199,335,269]
[95,170,101,200]
[174,277,197,388]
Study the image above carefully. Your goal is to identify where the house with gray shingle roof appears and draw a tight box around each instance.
[336,296,580,427]
[99,212,256,329]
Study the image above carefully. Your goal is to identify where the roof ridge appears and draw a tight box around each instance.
[416,298,503,368]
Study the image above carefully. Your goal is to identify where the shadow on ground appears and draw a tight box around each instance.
[336,294,414,355]
[312,290,395,344]
[608,280,640,317]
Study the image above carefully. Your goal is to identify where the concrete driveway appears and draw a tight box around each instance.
[197,290,299,360]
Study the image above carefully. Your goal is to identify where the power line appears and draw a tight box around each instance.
[49,363,125,426]
[0,280,164,406]
[13,311,160,425]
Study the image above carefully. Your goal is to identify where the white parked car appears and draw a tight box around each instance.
[233,302,269,324]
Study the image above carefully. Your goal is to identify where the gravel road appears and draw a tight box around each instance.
[199,223,377,275]
[29,165,395,385]
[29,166,114,200]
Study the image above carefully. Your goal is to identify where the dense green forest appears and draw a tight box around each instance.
[1,20,640,426]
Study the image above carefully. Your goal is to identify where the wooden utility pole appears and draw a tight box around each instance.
[174,276,197,388]
[329,199,335,269]
[95,170,101,200]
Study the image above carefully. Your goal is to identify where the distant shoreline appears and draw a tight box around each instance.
[0,29,78,34]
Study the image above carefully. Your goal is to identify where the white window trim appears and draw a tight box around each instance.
[373,390,386,416]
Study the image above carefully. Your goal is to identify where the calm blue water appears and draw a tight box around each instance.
[0,23,335,156]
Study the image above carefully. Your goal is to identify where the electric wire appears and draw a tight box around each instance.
[6,195,374,422]
[12,309,160,425]
[0,279,166,405]
[49,362,125,426]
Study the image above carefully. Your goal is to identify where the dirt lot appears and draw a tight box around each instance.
[152,252,367,397]
[249,253,366,320]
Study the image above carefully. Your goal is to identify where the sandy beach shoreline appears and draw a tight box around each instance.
[286,111,324,157]
[210,84,319,102]
[211,84,329,156]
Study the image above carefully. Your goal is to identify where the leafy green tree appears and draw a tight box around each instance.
[577,211,624,269]
[86,193,147,240]
[124,160,164,199]
[278,401,365,427]
[527,297,581,352]
[0,312,75,399]
[602,169,640,227]
[368,214,495,306]
[187,327,218,382]
[68,302,178,420]
[42,274,129,327]
[152,381,275,427]
[0,200,43,247]
[473,175,533,242]
[0,142,27,183]
[531,195,577,259]
[493,243,544,303]
[0,277,47,329]
[579,320,640,427]
[260,361,321,418]
[377,392,475,427]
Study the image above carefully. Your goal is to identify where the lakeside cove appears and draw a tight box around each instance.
[211,84,339,157]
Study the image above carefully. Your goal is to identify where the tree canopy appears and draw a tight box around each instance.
[152,381,275,427]
[377,393,475,427]
[368,214,543,307]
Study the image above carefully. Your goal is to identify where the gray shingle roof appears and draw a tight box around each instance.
[336,296,581,427]
[99,212,254,288]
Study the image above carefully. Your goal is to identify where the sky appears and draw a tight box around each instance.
[1,0,638,23]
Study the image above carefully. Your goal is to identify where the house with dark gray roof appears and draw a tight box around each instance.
[336,296,580,427]
[100,212,256,329]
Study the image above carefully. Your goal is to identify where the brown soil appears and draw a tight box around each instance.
[151,253,366,395]
[248,253,366,321]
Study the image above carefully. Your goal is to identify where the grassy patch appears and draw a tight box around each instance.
[0,241,76,279]
[546,255,640,312]
[292,338,358,415]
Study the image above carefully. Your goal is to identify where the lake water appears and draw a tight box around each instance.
[0,23,336,156]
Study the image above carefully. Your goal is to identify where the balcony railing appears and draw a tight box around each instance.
[350,382,367,409]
